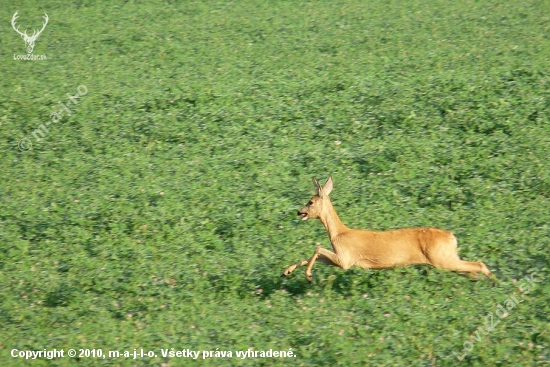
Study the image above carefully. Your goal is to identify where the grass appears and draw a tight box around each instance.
[1,0,549,365]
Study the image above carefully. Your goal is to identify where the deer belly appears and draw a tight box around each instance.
[355,247,428,269]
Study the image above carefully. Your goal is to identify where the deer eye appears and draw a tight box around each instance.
[308,201,313,205]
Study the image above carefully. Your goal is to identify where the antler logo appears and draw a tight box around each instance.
[11,11,48,54]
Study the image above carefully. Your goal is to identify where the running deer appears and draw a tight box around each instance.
[282,176,493,283]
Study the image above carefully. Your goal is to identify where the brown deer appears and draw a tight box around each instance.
[282,176,493,283]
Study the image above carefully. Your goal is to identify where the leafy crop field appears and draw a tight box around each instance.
[1,0,549,365]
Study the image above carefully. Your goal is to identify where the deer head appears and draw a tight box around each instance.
[297,176,334,221]
[12,11,49,54]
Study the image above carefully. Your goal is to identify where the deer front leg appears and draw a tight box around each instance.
[305,246,321,283]
[282,244,342,280]
[305,245,342,283]
[282,260,309,277]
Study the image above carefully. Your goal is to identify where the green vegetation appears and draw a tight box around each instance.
[1,0,549,365]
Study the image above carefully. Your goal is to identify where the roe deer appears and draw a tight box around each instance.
[282,176,493,283]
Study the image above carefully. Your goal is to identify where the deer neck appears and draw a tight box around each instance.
[318,200,347,242]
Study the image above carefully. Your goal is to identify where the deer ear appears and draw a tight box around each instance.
[322,176,334,196]
[312,177,321,195]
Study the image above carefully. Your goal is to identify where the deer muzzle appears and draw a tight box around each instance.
[297,210,308,220]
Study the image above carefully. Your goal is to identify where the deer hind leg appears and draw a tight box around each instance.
[455,260,493,279]
[435,259,493,279]
[426,236,493,279]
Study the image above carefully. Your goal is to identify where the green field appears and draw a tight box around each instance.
[1,0,549,365]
